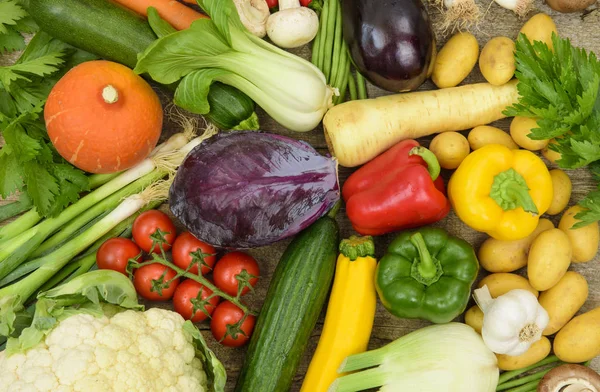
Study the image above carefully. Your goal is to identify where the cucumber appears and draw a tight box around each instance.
[235,216,339,392]
[26,0,258,130]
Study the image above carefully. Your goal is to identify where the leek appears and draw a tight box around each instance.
[329,323,499,392]
[135,0,334,132]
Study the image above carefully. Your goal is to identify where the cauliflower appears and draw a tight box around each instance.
[0,308,207,392]
[0,270,225,392]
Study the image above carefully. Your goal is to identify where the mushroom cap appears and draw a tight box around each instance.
[538,364,600,392]
[266,7,319,49]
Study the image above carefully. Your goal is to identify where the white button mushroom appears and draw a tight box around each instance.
[266,0,319,48]
[234,0,271,38]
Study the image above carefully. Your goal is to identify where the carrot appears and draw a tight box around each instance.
[112,0,208,30]
[322,80,520,167]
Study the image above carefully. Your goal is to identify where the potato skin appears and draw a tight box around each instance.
[554,307,600,362]
[546,0,596,13]
[432,32,479,88]
[510,117,549,151]
[496,337,551,371]
[558,205,600,263]
[468,126,519,151]
[519,13,558,50]
[479,37,516,86]
[527,229,572,291]
[429,132,470,169]
[478,218,554,273]
[541,139,562,163]
[478,273,539,298]
[465,305,484,334]
[539,271,588,336]
[546,169,572,215]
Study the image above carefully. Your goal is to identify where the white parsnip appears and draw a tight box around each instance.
[323,81,519,167]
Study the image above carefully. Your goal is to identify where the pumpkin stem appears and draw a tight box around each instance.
[102,85,119,104]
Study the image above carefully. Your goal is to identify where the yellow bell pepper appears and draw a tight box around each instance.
[300,236,377,392]
[448,144,552,241]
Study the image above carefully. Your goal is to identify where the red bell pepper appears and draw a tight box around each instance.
[342,140,450,236]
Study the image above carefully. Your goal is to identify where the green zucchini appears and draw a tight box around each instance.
[235,216,339,392]
[26,0,259,130]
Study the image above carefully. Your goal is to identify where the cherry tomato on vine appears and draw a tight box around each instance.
[133,263,179,301]
[173,279,220,322]
[172,232,216,275]
[213,252,260,297]
[210,301,255,347]
[132,210,177,253]
[96,238,141,275]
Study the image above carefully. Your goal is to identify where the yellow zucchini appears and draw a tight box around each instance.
[301,236,377,392]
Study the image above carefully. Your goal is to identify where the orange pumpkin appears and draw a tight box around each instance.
[45,60,163,174]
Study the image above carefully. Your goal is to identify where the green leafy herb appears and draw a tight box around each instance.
[0,31,97,217]
[0,0,37,54]
[505,33,600,227]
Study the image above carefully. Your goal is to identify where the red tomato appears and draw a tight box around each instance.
[96,238,141,275]
[266,0,278,7]
[213,252,260,297]
[300,0,312,6]
[210,301,255,347]
[172,232,216,275]
[132,210,177,253]
[173,279,220,322]
[133,263,179,301]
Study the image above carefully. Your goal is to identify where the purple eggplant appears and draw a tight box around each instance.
[169,131,339,248]
[342,0,436,92]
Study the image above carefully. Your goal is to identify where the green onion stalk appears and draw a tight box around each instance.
[0,194,32,224]
[0,131,199,281]
[0,130,216,337]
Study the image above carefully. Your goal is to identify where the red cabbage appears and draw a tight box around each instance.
[169,132,339,248]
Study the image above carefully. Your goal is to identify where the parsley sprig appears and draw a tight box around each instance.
[505,33,600,228]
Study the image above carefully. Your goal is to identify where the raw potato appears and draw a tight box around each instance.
[479,37,516,86]
[546,0,596,13]
[541,139,562,163]
[478,218,554,273]
[547,169,572,215]
[558,205,600,263]
[510,117,549,151]
[554,307,600,362]
[429,132,470,169]
[432,32,479,88]
[527,229,572,291]
[465,305,484,334]
[496,337,551,371]
[519,13,558,50]
[539,271,588,336]
[468,126,519,151]
[477,273,538,298]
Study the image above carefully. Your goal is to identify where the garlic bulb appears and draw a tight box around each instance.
[474,285,549,356]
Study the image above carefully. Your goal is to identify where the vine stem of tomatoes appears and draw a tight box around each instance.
[126,229,258,318]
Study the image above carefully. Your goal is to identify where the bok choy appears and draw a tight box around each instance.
[135,0,335,132]
[329,323,499,392]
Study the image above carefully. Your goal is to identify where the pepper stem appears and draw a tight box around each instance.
[328,200,342,219]
[339,236,375,261]
[409,147,441,181]
[490,168,539,215]
[409,232,443,286]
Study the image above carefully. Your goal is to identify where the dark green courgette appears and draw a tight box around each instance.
[235,215,339,392]
[25,0,259,130]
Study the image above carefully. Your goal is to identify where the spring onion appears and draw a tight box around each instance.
[329,323,499,392]
[134,0,334,133]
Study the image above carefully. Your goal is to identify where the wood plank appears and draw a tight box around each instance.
[1,2,600,390]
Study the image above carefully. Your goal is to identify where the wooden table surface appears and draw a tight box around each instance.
[1,2,599,390]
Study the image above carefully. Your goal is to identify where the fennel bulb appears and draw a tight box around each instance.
[329,323,499,392]
[135,0,335,132]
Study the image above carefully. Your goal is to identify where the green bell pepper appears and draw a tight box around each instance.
[375,227,479,324]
